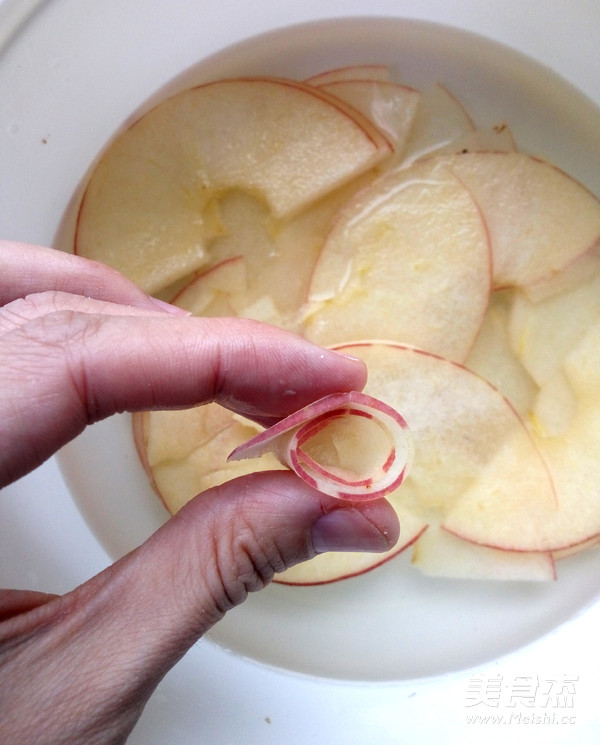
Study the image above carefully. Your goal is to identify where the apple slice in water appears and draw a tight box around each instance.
[334,342,556,526]
[303,160,491,361]
[411,526,556,582]
[427,152,600,288]
[134,405,284,515]
[424,123,516,157]
[228,391,413,501]
[317,80,420,158]
[445,319,600,553]
[305,64,392,85]
[76,77,391,293]
[400,83,475,164]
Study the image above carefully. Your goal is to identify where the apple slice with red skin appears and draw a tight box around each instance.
[133,404,283,515]
[190,172,378,330]
[228,391,413,501]
[423,123,516,157]
[411,525,556,581]
[507,261,600,387]
[75,77,392,293]
[422,152,600,288]
[305,64,392,85]
[334,342,556,527]
[400,83,475,164]
[303,160,491,361]
[317,80,420,158]
[171,255,247,317]
[445,319,600,553]
[465,291,537,421]
[133,392,424,586]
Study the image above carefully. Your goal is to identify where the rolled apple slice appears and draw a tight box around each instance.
[228,391,413,501]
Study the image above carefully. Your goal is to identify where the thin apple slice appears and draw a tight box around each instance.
[303,161,491,361]
[317,80,420,157]
[305,64,392,85]
[412,526,556,581]
[529,371,577,438]
[428,152,600,288]
[507,263,600,387]
[465,291,537,420]
[553,535,600,561]
[334,342,556,523]
[446,319,600,552]
[520,244,600,303]
[76,77,391,293]
[450,406,600,553]
[193,172,377,329]
[229,391,413,501]
[172,256,247,317]
[133,405,284,514]
[424,123,516,157]
[400,83,475,164]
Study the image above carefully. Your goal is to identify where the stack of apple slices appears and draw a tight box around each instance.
[75,64,600,585]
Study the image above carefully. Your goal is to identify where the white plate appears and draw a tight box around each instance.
[53,17,600,681]
[2,1,600,741]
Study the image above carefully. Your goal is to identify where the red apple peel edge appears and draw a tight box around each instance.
[228,391,413,501]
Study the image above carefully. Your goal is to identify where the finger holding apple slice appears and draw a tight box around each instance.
[81,66,600,583]
[133,389,425,586]
[228,391,413,501]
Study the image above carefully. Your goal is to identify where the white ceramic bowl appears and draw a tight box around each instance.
[2,2,600,743]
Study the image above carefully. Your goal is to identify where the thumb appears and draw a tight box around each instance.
[94,470,399,650]
[0,471,399,744]
[133,470,400,629]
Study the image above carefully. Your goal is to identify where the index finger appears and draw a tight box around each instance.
[1,310,366,486]
[0,241,179,313]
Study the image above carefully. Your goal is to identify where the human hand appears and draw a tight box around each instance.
[0,241,400,745]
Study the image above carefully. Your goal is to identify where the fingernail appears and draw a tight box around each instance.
[311,507,393,553]
[150,297,192,316]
